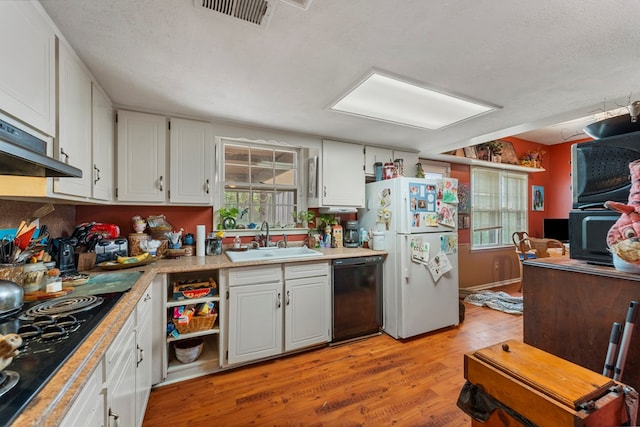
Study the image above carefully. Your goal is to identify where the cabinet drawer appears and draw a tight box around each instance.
[284,261,329,280]
[105,313,134,381]
[228,265,282,286]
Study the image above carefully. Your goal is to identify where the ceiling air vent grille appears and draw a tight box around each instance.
[196,0,275,28]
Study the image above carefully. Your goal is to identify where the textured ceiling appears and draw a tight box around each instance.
[40,0,640,154]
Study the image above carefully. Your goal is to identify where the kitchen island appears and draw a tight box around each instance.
[10,247,384,427]
[522,256,640,391]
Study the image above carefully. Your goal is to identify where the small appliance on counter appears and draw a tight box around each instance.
[51,237,77,275]
[343,220,360,248]
[95,238,128,263]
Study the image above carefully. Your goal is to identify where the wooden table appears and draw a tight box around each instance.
[522,257,640,391]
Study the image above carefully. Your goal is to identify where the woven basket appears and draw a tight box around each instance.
[173,313,217,334]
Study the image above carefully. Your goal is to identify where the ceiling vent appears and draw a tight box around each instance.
[280,0,313,10]
[195,0,275,28]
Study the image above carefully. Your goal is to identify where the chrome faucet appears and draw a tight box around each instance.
[261,221,270,247]
[276,234,288,248]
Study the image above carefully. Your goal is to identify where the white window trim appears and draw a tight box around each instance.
[470,166,528,250]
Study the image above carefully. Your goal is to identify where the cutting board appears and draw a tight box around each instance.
[24,287,73,301]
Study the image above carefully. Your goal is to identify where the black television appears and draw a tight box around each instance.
[543,218,570,243]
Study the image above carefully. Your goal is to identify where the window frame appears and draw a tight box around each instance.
[470,166,528,250]
[219,138,302,229]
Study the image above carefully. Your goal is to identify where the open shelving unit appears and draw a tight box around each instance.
[163,270,224,384]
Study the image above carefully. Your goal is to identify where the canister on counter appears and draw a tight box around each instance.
[383,161,394,180]
[332,224,343,248]
[128,233,150,256]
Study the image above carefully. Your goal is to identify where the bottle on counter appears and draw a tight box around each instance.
[233,235,241,249]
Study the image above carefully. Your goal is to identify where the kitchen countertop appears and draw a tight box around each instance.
[11,247,385,426]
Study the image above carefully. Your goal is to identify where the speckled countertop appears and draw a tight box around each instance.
[11,247,385,427]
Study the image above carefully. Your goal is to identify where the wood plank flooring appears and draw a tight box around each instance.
[143,284,523,426]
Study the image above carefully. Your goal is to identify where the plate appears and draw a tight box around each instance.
[62,273,90,286]
[97,256,157,270]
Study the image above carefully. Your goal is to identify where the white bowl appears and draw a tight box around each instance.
[174,338,204,364]
[612,253,640,274]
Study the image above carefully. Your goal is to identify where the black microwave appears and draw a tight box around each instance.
[571,131,640,209]
[569,210,620,265]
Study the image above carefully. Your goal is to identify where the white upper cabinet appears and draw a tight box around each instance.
[364,146,420,178]
[116,110,167,203]
[0,2,56,136]
[392,149,420,178]
[310,139,365,208]
[169,118,214,204]
[364,146,392,176]
[54,40,92,198]
[91,82,114,201]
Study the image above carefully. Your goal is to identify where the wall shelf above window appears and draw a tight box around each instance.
[424,153,545,173]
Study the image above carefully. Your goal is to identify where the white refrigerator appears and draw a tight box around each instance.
[358,177,459,339]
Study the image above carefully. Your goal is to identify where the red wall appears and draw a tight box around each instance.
[453,137,582,241]
[76,205,214,239]
[76,138,583,245]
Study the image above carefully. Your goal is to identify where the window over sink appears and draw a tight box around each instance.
[222,139,300,228]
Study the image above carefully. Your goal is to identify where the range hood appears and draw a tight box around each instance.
[0,116,82,178]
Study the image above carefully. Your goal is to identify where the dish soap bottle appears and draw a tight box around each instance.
[233,235,241,249]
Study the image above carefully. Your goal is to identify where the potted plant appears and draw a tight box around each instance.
[218,207,239,230]
[297,210,315,228]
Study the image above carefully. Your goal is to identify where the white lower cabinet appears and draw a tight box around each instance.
[134,284,153,426]
[284,262,331,352]
[62,284,154,427]
[106,323,136,427]
[228,280,283,364]
[226,261,330,366]
[59,359,105,427]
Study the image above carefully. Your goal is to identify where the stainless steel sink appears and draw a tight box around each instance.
[225,246,323,262]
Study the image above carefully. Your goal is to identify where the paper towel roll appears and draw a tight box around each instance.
[196,225,206,256]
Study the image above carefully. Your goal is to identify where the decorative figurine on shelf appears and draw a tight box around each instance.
[415,162,425,178]
[324,225,332,248]
[605,159,640,273]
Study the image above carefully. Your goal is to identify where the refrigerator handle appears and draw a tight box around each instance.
[403,235,410,282]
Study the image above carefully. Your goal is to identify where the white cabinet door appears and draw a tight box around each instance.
[54,41,92,198]
[228,282,282,365]
[393,149,420,178]
[91,83,114,201]
[169,118,213,204]
[135,284,153,427]
[284,275,330,352]
[107,330,136,427]
[116,110,167,202]
[321,140,365,207]
[150,274,166,385]
[0,2,55,136]
[59,360,105,427]
[364,146,392,176]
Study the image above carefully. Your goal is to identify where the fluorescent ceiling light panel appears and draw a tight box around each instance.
[330,72,498,130]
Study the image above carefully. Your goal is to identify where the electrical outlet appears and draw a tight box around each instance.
[494,260,499,270]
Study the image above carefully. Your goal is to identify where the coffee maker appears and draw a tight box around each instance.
[52,237,77,275]
[343,220,359,248]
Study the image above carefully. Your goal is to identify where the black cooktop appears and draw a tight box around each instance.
[0,292,125,427]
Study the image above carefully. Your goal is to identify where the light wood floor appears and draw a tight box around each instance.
[143,284,523,426]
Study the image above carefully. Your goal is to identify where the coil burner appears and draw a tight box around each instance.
[20,295,104,321]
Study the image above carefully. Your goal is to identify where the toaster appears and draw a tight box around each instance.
[95,238,128,263]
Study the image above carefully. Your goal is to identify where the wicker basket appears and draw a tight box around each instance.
[173,313,217,334]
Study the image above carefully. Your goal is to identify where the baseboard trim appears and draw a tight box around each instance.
[459,278,520,298]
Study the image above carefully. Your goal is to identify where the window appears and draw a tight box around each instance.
[471,167,528,249]
[222,140,299,227]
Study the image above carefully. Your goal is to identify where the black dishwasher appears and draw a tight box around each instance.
[332,256,383,342]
